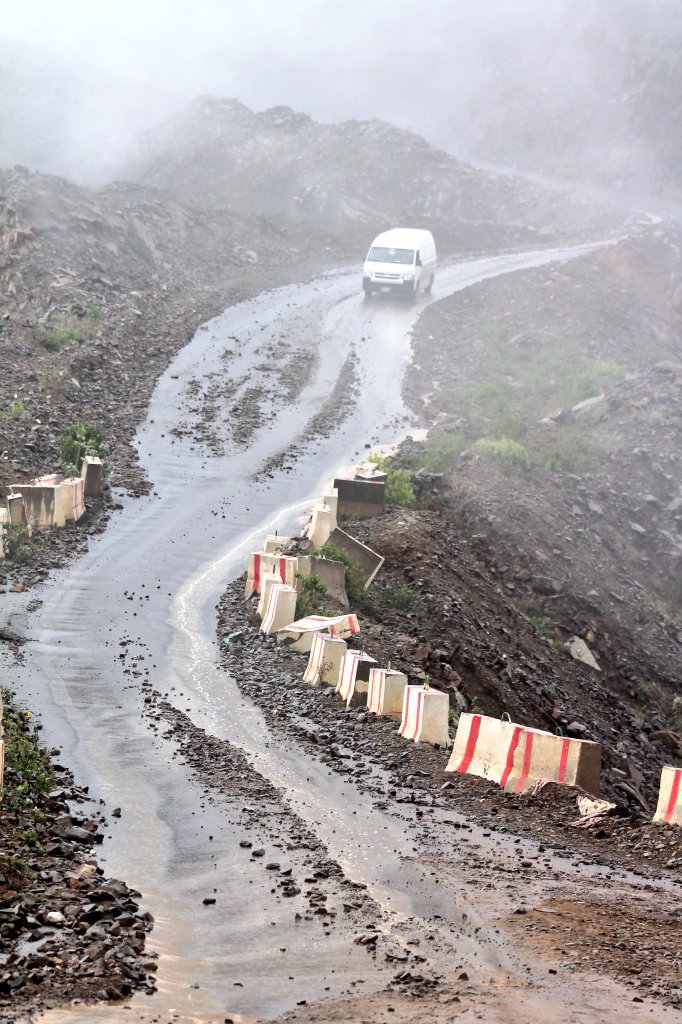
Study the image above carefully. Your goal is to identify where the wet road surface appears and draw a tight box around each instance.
[5,242,672,1023]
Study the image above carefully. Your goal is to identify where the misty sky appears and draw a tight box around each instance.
[2,0,504,125]
[1,0,677,190]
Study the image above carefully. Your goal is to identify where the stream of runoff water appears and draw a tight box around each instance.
[8,241,660,1024]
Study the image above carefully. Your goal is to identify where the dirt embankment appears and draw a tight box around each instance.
[398,230,682,753]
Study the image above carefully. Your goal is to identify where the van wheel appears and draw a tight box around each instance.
[425,274,434,294]
[363,286,373,299]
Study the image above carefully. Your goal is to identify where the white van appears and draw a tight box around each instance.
[362,227,436,300]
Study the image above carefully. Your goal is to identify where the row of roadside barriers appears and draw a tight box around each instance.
[243,481,680,826]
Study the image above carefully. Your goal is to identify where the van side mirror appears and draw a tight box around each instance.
[415,253,422,266]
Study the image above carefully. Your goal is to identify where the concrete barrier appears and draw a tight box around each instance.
[81,456,103,499]
[333,477,386,519]
[296,554,349,607]
[10,473,85,529]
[367,668,408,719]
[0,508,7,558]
[302,633,347,686]
[305,503,335,549]
[261,584,298,636]
[264,535,294,554]
[326,527,384,588]
[653,765,682,826]
[336,649,377,707]
[399,685,450,746]
[447,713,528,785]
[322,489,338,522]
[10,485,57,528]
[503,728,601,796]
[58,476,85,522]
[256,572,282,618]
[447,713,602,795]
[245,552,298,597]
[277,613,360,653]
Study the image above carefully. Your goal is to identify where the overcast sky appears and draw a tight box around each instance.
[1,0,672,187]
[1,0,506,126]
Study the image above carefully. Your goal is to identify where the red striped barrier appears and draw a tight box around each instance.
[260,584,297,636]
[367,668,408,719]
[399,685,450,746]
[256,573,282,618]
[245,552,297,596]
[447,713,526,784]
[447,713,601,795]
[503,728,601,795]
[302,633,347,686]
[336,650,377,706]
[653,766,682,826]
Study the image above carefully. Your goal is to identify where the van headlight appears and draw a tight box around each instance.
[403,272,414,281]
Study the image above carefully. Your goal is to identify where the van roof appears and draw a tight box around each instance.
[370,228,435,249]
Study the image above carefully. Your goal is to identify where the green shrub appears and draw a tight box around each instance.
[295,573,327,619]
[407,429,463,474]
[473,436,530,473]
[40,312,100,352]
[379,584,427,618]
[568,360,626,403]
[9,399,26,420]
[58,422,104,476]
[1,688,54,822]
[543,430,606,473]
[3,523,37,563]
[366,453,415,507]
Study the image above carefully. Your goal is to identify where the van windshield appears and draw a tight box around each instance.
[367,247,415,264]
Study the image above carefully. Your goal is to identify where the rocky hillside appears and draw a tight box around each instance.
[0,165,301,499]
[122,98,620,252]
[400,229,682,759]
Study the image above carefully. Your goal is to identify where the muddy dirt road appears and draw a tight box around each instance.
[5,242,677,1023]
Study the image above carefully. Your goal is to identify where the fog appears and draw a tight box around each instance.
[1,0,680,191]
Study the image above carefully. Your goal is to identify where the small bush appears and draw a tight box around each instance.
[295,574,327,619]
[40,312,100,352]
[58,422,104,476]
[543,430,606,473]
[366,453,415,507]
[473,436,530,474]
[9,399,26,420]
[379,585,427,618]
[568,359,626,403]
[1,688,54,821]
[3,523,37,563]
[409,429,462,474]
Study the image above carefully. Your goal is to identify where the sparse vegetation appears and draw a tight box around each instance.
[543,429,610,473]
[379,584,428,618]
[473,436,530,473]
[366,452,415,507]
[8,399,26,420]
[2,522,37,563]
[1,687,54,832]
[402,428,462,474]
[528,613,563,650]
[58,422,104,476]
[40,308,101,352]
[295,573,327,619]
